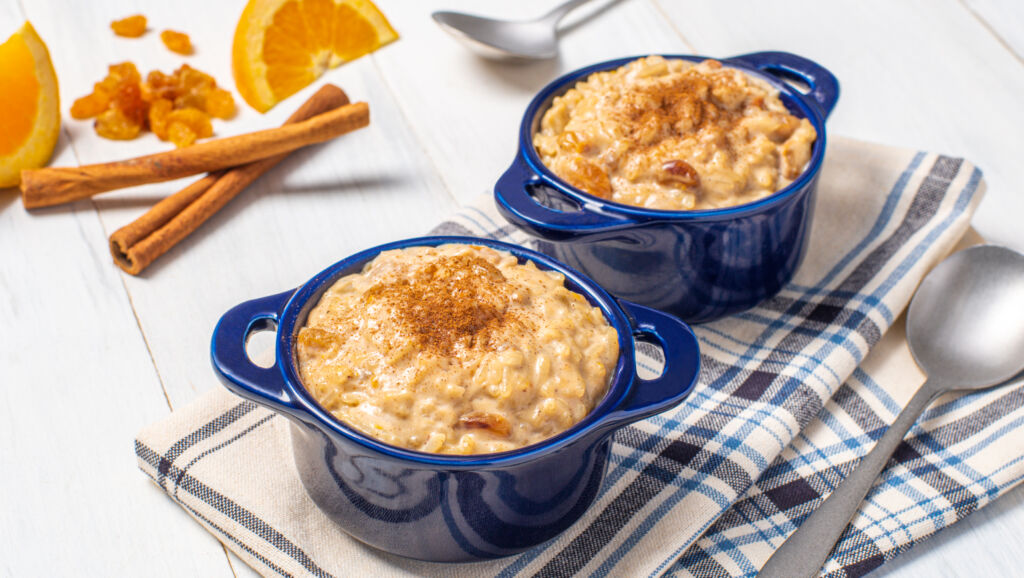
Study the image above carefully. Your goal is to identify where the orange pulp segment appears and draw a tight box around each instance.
[0,22,59,188]
[232,0,397,112]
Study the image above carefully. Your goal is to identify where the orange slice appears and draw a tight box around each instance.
[232,0,397,113]
[0,22,60,188]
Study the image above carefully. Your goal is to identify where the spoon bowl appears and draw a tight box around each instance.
[432,12,559,60]
[908,245,1024,387]
[432,0,597,60]
[759,244,1024,578]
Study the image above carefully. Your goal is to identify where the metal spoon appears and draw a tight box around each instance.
[759,245,1024,578]
[432,0,598,60]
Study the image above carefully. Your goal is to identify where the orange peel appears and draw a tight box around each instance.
[0,22,60,188]
[232,0,397,112]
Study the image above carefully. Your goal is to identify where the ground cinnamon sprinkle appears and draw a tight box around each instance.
[536,56,817,210]
[617,69,751,147]
[295,244,620,454]
[362,254,525,355]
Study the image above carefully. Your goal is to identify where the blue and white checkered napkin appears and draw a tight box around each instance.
[136,136,1012,578]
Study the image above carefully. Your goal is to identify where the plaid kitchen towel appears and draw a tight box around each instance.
[136,136,1013,578]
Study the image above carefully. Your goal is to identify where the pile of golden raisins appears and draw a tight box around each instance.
[70,62,235,147]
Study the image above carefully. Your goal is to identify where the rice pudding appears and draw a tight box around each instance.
[295,244,620,455]
[534,56,817,210]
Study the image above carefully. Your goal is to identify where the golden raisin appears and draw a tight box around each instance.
[298,327,336,353]
[176,64,213,91]
[166,108,212,139]
[564,157,612,199]
[148,99,173,139]
[143,70,175,102]
[661,159,701,188]
[173,92,205,111]
[92,79,117,103]
[160,30,192,55]
[110,15,147,38]
[95,108,142,140]
[70,93,108,119]
[107,62,141,85]
[458,412,511,437]
[167,122,197,148]
[557,131,589,154]
[112,82,146,126]
[204,88,236,119]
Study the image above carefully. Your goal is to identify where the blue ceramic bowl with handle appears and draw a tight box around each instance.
[495,52,839,323]
[211,236,700,562]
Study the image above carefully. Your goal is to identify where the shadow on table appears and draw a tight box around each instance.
[0,188,19,214]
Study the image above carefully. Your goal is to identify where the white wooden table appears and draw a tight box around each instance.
[2,1,1022,576]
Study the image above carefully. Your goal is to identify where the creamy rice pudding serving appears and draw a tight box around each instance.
[534,56,818,210]
[295,244,620,455]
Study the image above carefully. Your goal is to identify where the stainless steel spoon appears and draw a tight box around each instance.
[759,245,1024,578]
[432,0,598,60]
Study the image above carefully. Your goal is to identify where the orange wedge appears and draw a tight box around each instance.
[232,0,397,112]
[0,22,60,188]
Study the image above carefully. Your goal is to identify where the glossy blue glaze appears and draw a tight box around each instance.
[211,236,701,562]
[494,52,839,323]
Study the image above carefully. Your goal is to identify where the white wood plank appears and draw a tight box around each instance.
[0,0,21,38]
[877,484,1024,578]
[371,0,691,204]
[24,0,459,409]
[0,140,233,575]
[3,3,252,574]
[963,0,1024,60]
[652,0,1024,252]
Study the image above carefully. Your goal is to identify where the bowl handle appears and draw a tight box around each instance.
[211,289,298,416]
[727,51,840,119]
[494,155,637,242]
[607,301,701,424]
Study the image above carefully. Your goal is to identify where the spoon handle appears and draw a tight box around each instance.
[540,0,599,25]
[758,381,941,578]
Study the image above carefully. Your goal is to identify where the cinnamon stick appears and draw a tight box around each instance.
[21,99,369,209]
[108,173,221,253]
[109,84,351,275]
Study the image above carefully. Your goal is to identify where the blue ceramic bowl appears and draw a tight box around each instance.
[211,236,700,562]
[495,52,840,323]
